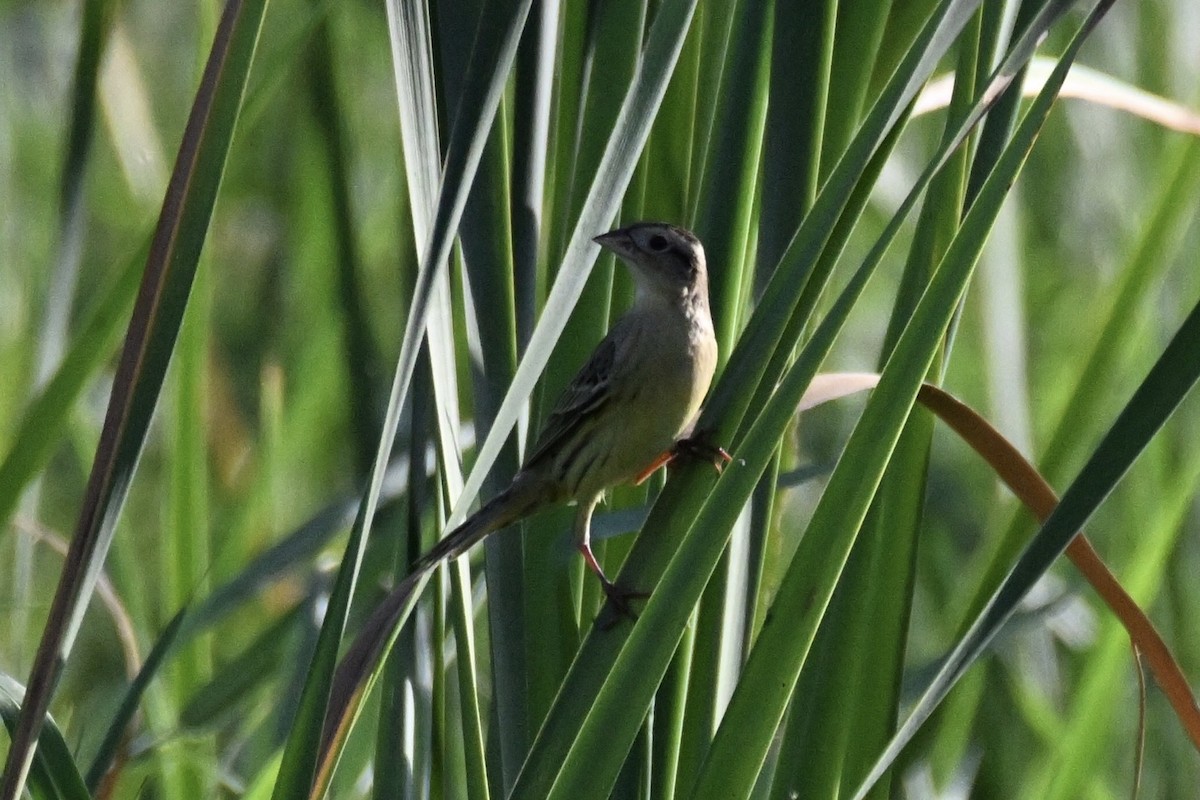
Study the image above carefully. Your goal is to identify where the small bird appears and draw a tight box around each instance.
[412,222,723,615]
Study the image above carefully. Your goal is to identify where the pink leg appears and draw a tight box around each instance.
[575,500,648,624]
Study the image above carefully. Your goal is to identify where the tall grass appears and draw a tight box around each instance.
[1,0,1199,797]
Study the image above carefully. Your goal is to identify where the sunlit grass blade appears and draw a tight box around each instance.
[0,1,269,795]
[842,4,1135,796]
[674,0,771,786]
[272,0,535,793]
[514,0,1058,793]
[801,375,1200,757]
[379,0,467,795]
[689,13,1096,800]
[777,15,985,799]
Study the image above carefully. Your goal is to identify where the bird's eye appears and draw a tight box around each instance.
[648,234,670,251]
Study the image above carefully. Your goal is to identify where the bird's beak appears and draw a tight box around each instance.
[593,228,636,260]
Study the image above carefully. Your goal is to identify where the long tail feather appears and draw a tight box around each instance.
[410,479,547,574]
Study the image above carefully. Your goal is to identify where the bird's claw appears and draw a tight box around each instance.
[673,431,734,474]
[632,432,733,486]
[598,580,650,629]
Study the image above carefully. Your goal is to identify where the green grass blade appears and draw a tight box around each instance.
[757,0,835,275]
[514,1,1000,793]
[378,1,455,796]
[0,677,89,800]
[691,12,1093,800]
[859,244,1200,798]
[674,0,771,786]
[85,607,189,789]
[0,1,269,795]
[845,4,1123,796]
[179,607,300,731]
[510,0,558,347]
[273,0,535,793]
[0,241,144,532]
[36,0,118,386]
[306,12,381,475]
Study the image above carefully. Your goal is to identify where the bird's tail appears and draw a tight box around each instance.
[410,478,549,575]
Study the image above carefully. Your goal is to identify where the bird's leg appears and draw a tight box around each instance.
[633,429,733,486]
[632,450,675,486]
[575,499,648,624]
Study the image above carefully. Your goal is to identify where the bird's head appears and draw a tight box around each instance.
[593,222,708,308]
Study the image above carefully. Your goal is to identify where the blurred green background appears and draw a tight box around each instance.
[2,0,1199,797]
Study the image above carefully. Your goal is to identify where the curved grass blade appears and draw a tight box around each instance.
[802,375,1200,753]
[0,1,269,796]
[917,58,1200,134]
[854,267,1200,797]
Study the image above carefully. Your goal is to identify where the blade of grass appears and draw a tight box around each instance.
[159,254,214,798]
[307,10,380,476]
[777,15,986,799]
[320,0,704,790]
[690,8,1091,797]
[274,0,536,793]
[515,0,1048,793]
[510,0,558,349]
[0,240,145,533]
[378,2,456,796]
[0,1,269,795]
[36,0,118,386]
[0,677,89,800]
[674,0,772,787]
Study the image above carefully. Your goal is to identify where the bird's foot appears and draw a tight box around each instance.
[632,431,734,486]
[672,430,734,474]
[597,579,650,630]
[578,541,648,628]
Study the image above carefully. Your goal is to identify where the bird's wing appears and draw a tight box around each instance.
[525,331,619,467]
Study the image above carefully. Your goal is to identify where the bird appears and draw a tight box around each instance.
[411,222,725,617]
